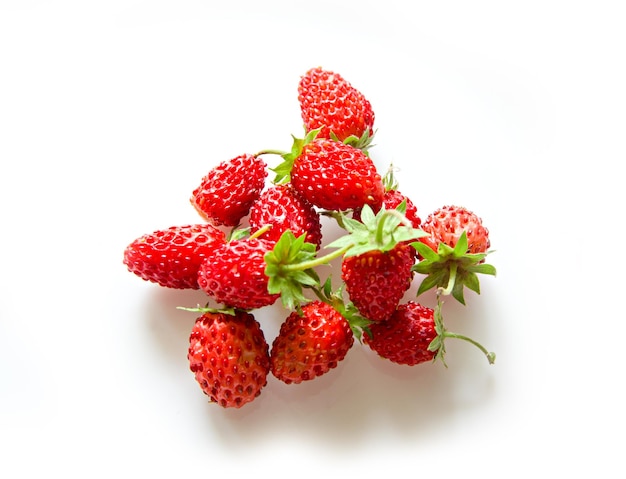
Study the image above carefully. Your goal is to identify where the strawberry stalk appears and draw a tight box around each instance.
[429,292,496,366]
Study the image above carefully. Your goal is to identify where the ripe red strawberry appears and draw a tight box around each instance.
[412,205,495,304]
[188,310,270,408]
[190,153,267,227]
[249,183,322,249]
[290,138,384,211]
[270,300,354,384]
[197,237,280,310]
[298,67,375,148]
[364,301,437,366]
[419,205,490,254]
[342,242,416,321]
[123,224,226,289]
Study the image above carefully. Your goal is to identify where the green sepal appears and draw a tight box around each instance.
[331,128,376,154]
[411,231,497,304]
[176,305,237,316]
[270,128,321,184]
[264,230,321,311]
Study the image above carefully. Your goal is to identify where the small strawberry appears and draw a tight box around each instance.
[270,300,354,384]
[364,301,437,366]
[197,236,280,310]
[249,183,323,249]
[190,153,267,227]
[364,300,496,366]
[123,224,226,289]
[188,310,270,408]
[420,205,490,255]
[412,205,496,304]
[330,203,427,321]
[298,67,375,149]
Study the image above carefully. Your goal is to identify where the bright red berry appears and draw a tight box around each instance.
[197,237,280,310]
[364,301,437,366]
[291,138,384,211]
[420,205,490,254]
[298,67,375,145]
[342,242,416,322]
[123,224,226,289]
[188,311,270,408]
[190,154,267,227]
[249,183,322,249]
[270,300,354,384]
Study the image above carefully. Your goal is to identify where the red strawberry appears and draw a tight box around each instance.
[364,301,437,366]
[342,242,416,321]
[197,237,280,310]
[270,300,354,384]
[188,310,270,408]
[123,224,226,289]
[290,138,384,211]
[190,153,267,227]
[412,205,495,304]
[298,67,375,148]
[420,205,490,254]
[249,183,322,249]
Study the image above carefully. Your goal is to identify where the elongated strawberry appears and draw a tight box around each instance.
[249,183,322,249]
[123,224,226,289]
[188,310,270,408]
[298,67,375,149]
[412,205,496,304]
[364,300,495,366]
[190,153,267,226]
[198,236,280,310]
[270,300,354,384]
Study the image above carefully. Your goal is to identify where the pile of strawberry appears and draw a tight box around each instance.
[123,67,497,409]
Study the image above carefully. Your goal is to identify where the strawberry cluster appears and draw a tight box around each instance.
[123,67,497,409]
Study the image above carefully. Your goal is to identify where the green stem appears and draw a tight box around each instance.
[282,244,353,272]
[255,149,288,157]
[249,224,272,240]
[439,261,458,296]
[443,332,496,364]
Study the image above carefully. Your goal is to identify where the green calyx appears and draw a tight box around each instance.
[428,294,496,367]
[177,305,237,316]
[327,202,428,257]
[412,231,497,305]
[330,128,375,154]
[256,128,321,184]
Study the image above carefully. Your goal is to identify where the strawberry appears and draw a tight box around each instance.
[190,153,267,227]
[270,300,354,384]
[364,301,437,366]
[188,310,270,408]
[412,205,496,304]
[419,205,490,255]
[123,224,226,289]
[282,136,384,211]
[298,67,375,149]
[342,242,416,321]
[364,300,496,366]
[327,203,427,321]
[249,183,323,249]
[197,236,280,310]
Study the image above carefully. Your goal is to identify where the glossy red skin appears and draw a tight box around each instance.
[270,301,354,384]
[364,302,437,366]
[291,138,384,211]
[249,183,322,249]
[420,205,490,254]
[197,238,280,310]
[298,67,375,142]
[342,242,416,322]
[188,311,270,408]
[190,154,267,227]
[123,224,226,289]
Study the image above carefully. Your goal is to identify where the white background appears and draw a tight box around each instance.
[1,1,624,476]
